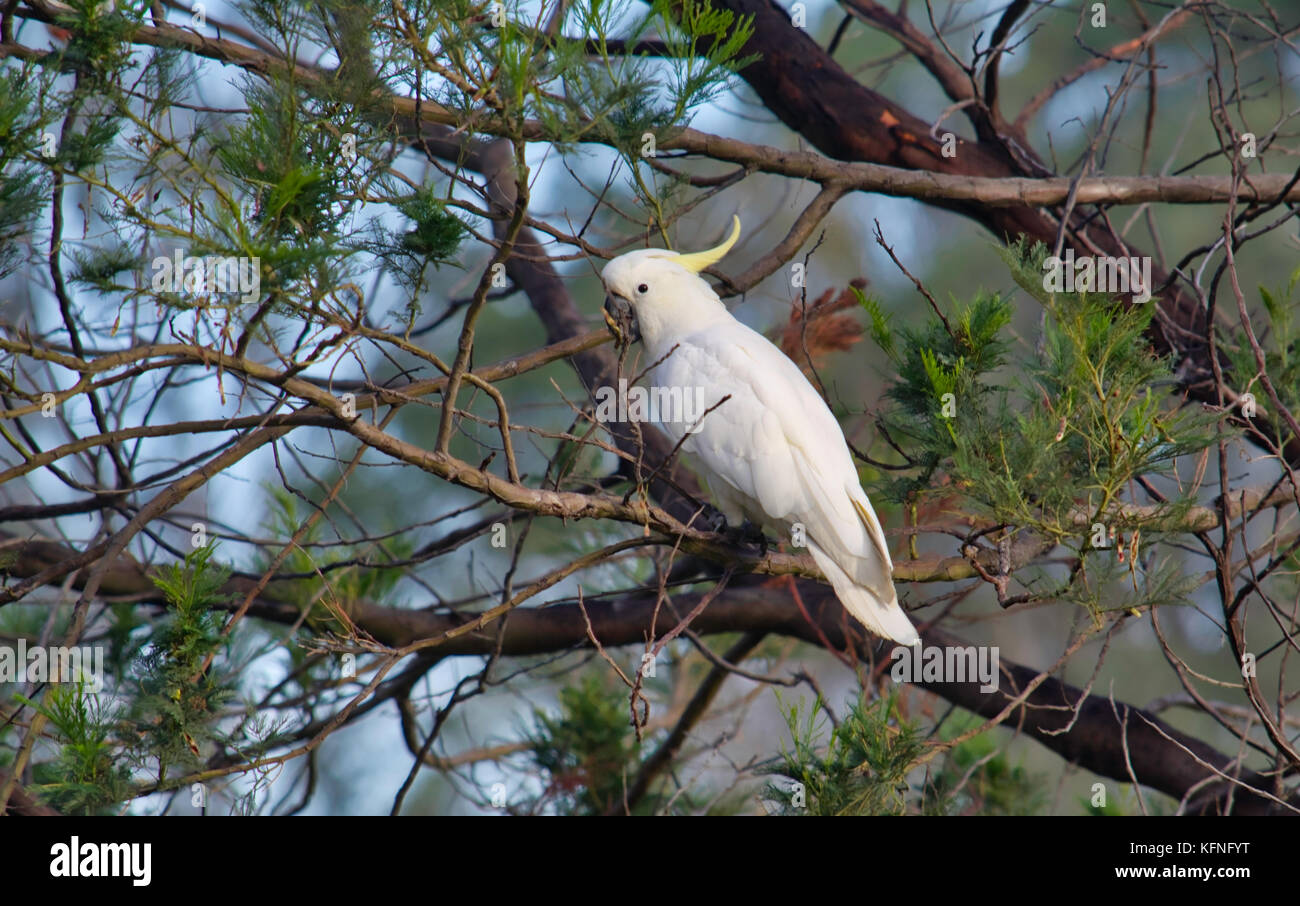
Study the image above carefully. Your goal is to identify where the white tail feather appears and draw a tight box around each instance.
[807,541,919,646]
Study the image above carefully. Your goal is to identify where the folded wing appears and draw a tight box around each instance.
[653,321,915,643]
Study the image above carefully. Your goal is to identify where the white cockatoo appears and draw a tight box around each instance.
[600,217,919,646]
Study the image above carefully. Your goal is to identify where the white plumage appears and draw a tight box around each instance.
[600,217,919,646]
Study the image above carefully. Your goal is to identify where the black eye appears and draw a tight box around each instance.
[637,283,648,294]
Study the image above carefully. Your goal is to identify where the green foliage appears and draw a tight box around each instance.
[104,602,152,678]
[0,168,44,280]
[217,79,343,241]
[132,544,234,785]
[766,694,1044,816]
[57,115,121,171]
[436,0,754,155]
[647,0,758,122]
[8,546,260,812]
[922,715,1043,815]
[5,545,236,812]
[19,683,133,816]
[1084,794,1129,816]
[369,184,467,291]
[1,0,751,348]
[860,285,1012,473]
[255,487,413,627]
[202,76,386,307]
[1057,552,1202,616]
[765,693,926,815]
[0,70,50,279]
[70,243,143,292]
[140,48,195,122]
[858,290,895,359]
[50,0,139,85]
[863,240,1220,618]
[523,673,645,815]
[435,0,757,233]
[7,0,1259,820]
[397,186,466,259]
[1221,265,1300,444]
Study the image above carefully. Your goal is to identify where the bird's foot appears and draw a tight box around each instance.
[722,518,769,557]
[699,507,768,556]
[699,504,729,535]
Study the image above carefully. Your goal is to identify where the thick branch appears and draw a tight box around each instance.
[4,535,1291,815]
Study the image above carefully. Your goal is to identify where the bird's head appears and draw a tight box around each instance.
[600,216,741,351]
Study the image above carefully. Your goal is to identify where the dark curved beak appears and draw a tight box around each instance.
[602,293,640,344]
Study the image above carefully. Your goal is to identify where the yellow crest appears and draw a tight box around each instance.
[674,216,742,273]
